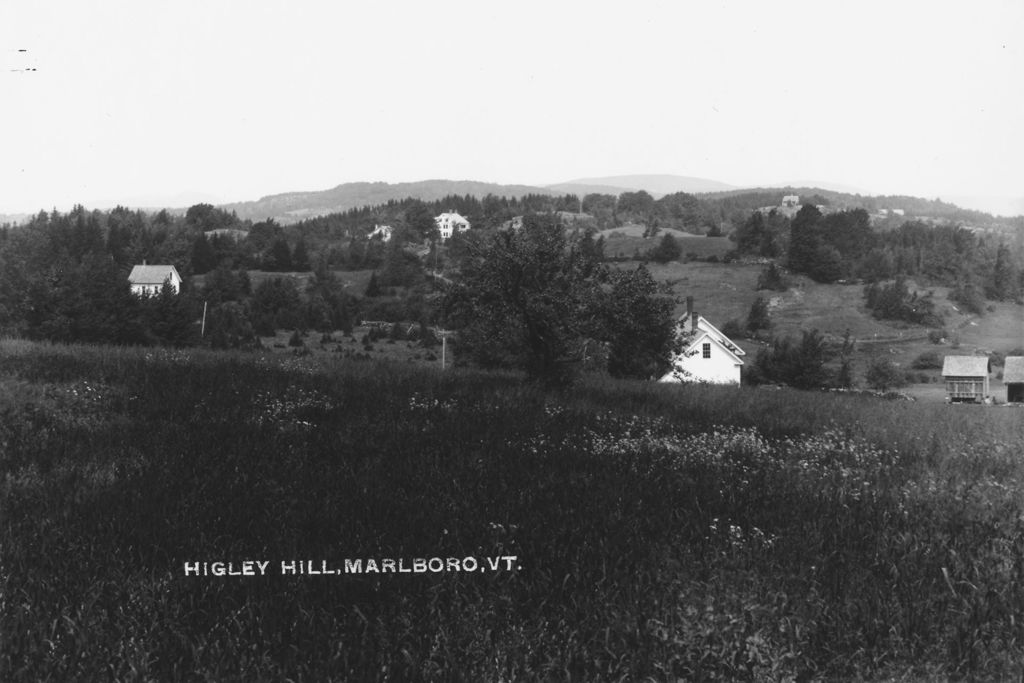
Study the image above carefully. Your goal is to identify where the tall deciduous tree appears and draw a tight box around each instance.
[446,213,676,385]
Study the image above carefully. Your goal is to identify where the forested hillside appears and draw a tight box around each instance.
[1,186,1021,393]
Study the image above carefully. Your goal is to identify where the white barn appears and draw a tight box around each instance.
[659,298,745,384]
[128,264,181,296]
[435,211,471,240]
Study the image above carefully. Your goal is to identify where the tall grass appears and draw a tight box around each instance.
[2,340,1024,680]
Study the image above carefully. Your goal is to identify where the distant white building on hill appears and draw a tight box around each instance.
[128,264,181,296]
[369,224,394,242]
[435,211,471,240]
[659,297,745,385]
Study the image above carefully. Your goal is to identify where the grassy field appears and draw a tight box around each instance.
[260,325,448,368]
[599,225,733,261]
[3,339,1024,680]
[642,261,1023,400]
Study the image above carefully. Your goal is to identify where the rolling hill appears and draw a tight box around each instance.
[218,180,555,224]
[546,174,737,198]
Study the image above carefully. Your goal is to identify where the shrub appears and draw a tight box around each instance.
[865,357,907,390]
[746,297,771,334]
[756,262,790,291]
[864,277,940,326]
[911,350,943,370]
[647,233,682,263]
[950,281,985,315]
[288,329,304,347]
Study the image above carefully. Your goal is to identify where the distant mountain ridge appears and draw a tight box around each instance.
[546,174,737,198]
[205,175,1021,225]
[219,180,555,223]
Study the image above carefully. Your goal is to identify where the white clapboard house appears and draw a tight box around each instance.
[659,297,744,384]
[128,264,181,297]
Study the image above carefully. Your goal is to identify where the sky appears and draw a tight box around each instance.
[1,0,1022,215]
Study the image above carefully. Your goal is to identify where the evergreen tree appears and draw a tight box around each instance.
[648,233,682,263]
[746,297,771,333]
[190,232,218,274]
[365,272,381,297]
[266,239,293,272]
[292,238,311,272]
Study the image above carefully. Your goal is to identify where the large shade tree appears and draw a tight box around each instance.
[445,213,677,385]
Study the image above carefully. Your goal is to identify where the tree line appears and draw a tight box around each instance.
[732,205,1024,307]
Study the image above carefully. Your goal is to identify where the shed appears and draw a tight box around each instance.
[1003,356,1024,403]
[941,355,991,403]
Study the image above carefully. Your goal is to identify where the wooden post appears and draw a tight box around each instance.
[442,334,446,370]
[201,300,208,337]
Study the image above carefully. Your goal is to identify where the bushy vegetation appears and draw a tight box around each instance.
[756,262,790,291]
[3,340,1024,680]
[445,215,676,385]
[747,329,833,389]
[863,276,941,326]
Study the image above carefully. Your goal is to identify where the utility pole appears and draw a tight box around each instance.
[201,300,208,337]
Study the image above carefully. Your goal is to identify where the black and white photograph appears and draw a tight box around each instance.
[2,1,1023,679]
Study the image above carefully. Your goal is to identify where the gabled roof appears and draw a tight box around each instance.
[435,211,469,224]
[941,355,991,377]
[1003,357,1024,384]
[683,331,745,366]
[678,314,744,355]
[128,265,180,285]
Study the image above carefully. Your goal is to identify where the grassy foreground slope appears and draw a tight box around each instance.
[2,340,1024,680]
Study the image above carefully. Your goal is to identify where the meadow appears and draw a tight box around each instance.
[3,339,1024,680]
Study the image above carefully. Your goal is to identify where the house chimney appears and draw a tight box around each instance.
[686,296,697,330]
[692,309,698,331]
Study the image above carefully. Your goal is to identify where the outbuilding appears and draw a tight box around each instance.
[941,355,991,403]
[1003,356,1024,403]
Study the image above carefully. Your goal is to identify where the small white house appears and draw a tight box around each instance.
[659,298,745,384]
[435,211,471,240]
[781,195,800,208]
[128,264,181,296]
[369,224,393,242]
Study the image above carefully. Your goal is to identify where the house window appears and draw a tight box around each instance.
[702,343,711,359]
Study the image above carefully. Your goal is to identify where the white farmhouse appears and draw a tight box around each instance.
[435,210,471,240]
[128,264,182,296]
[659,297,745,384]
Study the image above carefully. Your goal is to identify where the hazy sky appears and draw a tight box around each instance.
[2,0,1021,215]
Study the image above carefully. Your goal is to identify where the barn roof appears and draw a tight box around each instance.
[1003,357,1024,384]
[128,265,180,284]
[942,355,990,377]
